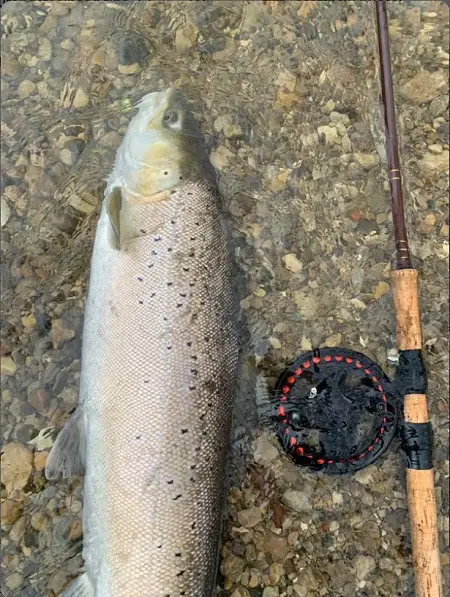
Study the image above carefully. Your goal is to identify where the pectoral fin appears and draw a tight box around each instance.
[106,186,123,249]
[45,408,86,480]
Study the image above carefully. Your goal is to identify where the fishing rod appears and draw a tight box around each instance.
[375,2,443,596]
[270,2,443,596]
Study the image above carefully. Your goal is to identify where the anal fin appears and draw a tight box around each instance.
[45,408,85,480]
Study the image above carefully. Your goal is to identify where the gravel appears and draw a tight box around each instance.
[1,1,448,596]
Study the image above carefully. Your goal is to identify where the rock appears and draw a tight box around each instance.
[9,515,27,542]
[282,488,314,513]
[275,69,297,92]
[318,125,339,146]
[269,562,284,584]
[21,314,37,329]
[1,443,33,494]
[418,151,449,174]
[1,499,23,526]
[253,434,279,466]
[118,63,140,75]
[237,506,262,528]
[175,23,198,51]
[354,465,376,485]
[1,355,17,376]
[220,554,244,583]
[329,111,351,125]
[67,519,82,541]
[51,2,72,16]
[374,281,390,300]
[429,97,449,117]
[355,520,381,553]
[262,588,278,597]
[17,80,36,98]
[353,152,379,168]
[51,318,76,349]
[282,253,303,274]
[31,511,50,532]
[1,198,11,227]
[399,71,446,104]
[210,146,234,170]
[326,560,352,588]
[354,555,376,580]
[269,336,281,349]
[324,333,342,347]
[38,37,52,61]
[117,33,150,66]
[293,584,307,597]
[33,451,48,471]
[263,532,290,562]
[428,143,444,154]
[1,55,22,77]
[5,572,24,591]
[60,147,77,166]
[100,132,123,149]
[72,87,89,108]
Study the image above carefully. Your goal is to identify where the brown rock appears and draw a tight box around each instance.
[51,318,76,349]
[220,553,245,583]
[28,386,51,415]
[399,71,447,104]
[67,519,83,541]
[1,499,23,526]
[9,515,27,542]
[263,532,290,562]
[33,451,48,471]
[1,443,33,494]
[237,506,263,529]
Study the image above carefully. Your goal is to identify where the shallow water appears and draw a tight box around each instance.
[1,1,448,596]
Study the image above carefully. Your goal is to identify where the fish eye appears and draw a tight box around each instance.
[163,110,178,125]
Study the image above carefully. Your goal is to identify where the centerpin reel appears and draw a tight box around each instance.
[272,347,399,475]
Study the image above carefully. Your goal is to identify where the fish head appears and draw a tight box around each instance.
[117,88,216,200]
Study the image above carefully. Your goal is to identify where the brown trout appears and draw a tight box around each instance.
[46,89,240,597]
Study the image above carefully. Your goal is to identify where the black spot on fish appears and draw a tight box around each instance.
[164,171,168,175]
[136,435,141,440]
[176,303,183,308]
[189,386,196,391]
[148,263,154,268]
[204,336,210,342]
[199,413,206,420]
[173,494,182,501]
[140,229,146,234]
[191,355,197,360]
[180,293,187,298]
[167,479,174,485]
[137,277,143,282]
[167,346,172,350]
[195,222,200,226]
[191,522,196,529]
[190,477,195,483]
[151,250,157,255]
[190,237,196,241]
[187,192,192,196]
[179,176,183,180]
[183,267,190,272]
[190,369,198,375]
[189,282,195,287]
[167,282,173,287]
[144,380,150,383]
[138,300,144,305]
[151,292,156,297]
[190,464,196,470]
[181,428,188,434]
[167,247,172,252]
[171,219,176,224]
[187,341,192,347]
[154,236,162,242]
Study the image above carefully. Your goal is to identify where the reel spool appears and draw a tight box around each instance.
[273,348,398,475]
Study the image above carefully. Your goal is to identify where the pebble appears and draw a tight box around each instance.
[118,63,140,75]
[318,125,339,146]
[17,80,36,98]
[51,318,76,349]
[262,588,279,597]
[419,150,449,174]
[269,336,281,349]
[269,562,284,585]
[263,532,290,562]
[253,434,279,466]
[33,451,49,471]
[220,554,245,583]
[237,506,263,529]
[428,143,443,154]
[353,152,379,168]
[282,253,303,274]
[72,87,89,108]
[282,488,314,514]
[9,515,27,543]
[399,71,446,104]
[354,555,376,580]
[175,23,198,51]
[1,443,33,494]
[5,572,24,591]
[1,499,23,526]
[1,355,17,376]
[60,147,77,166]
